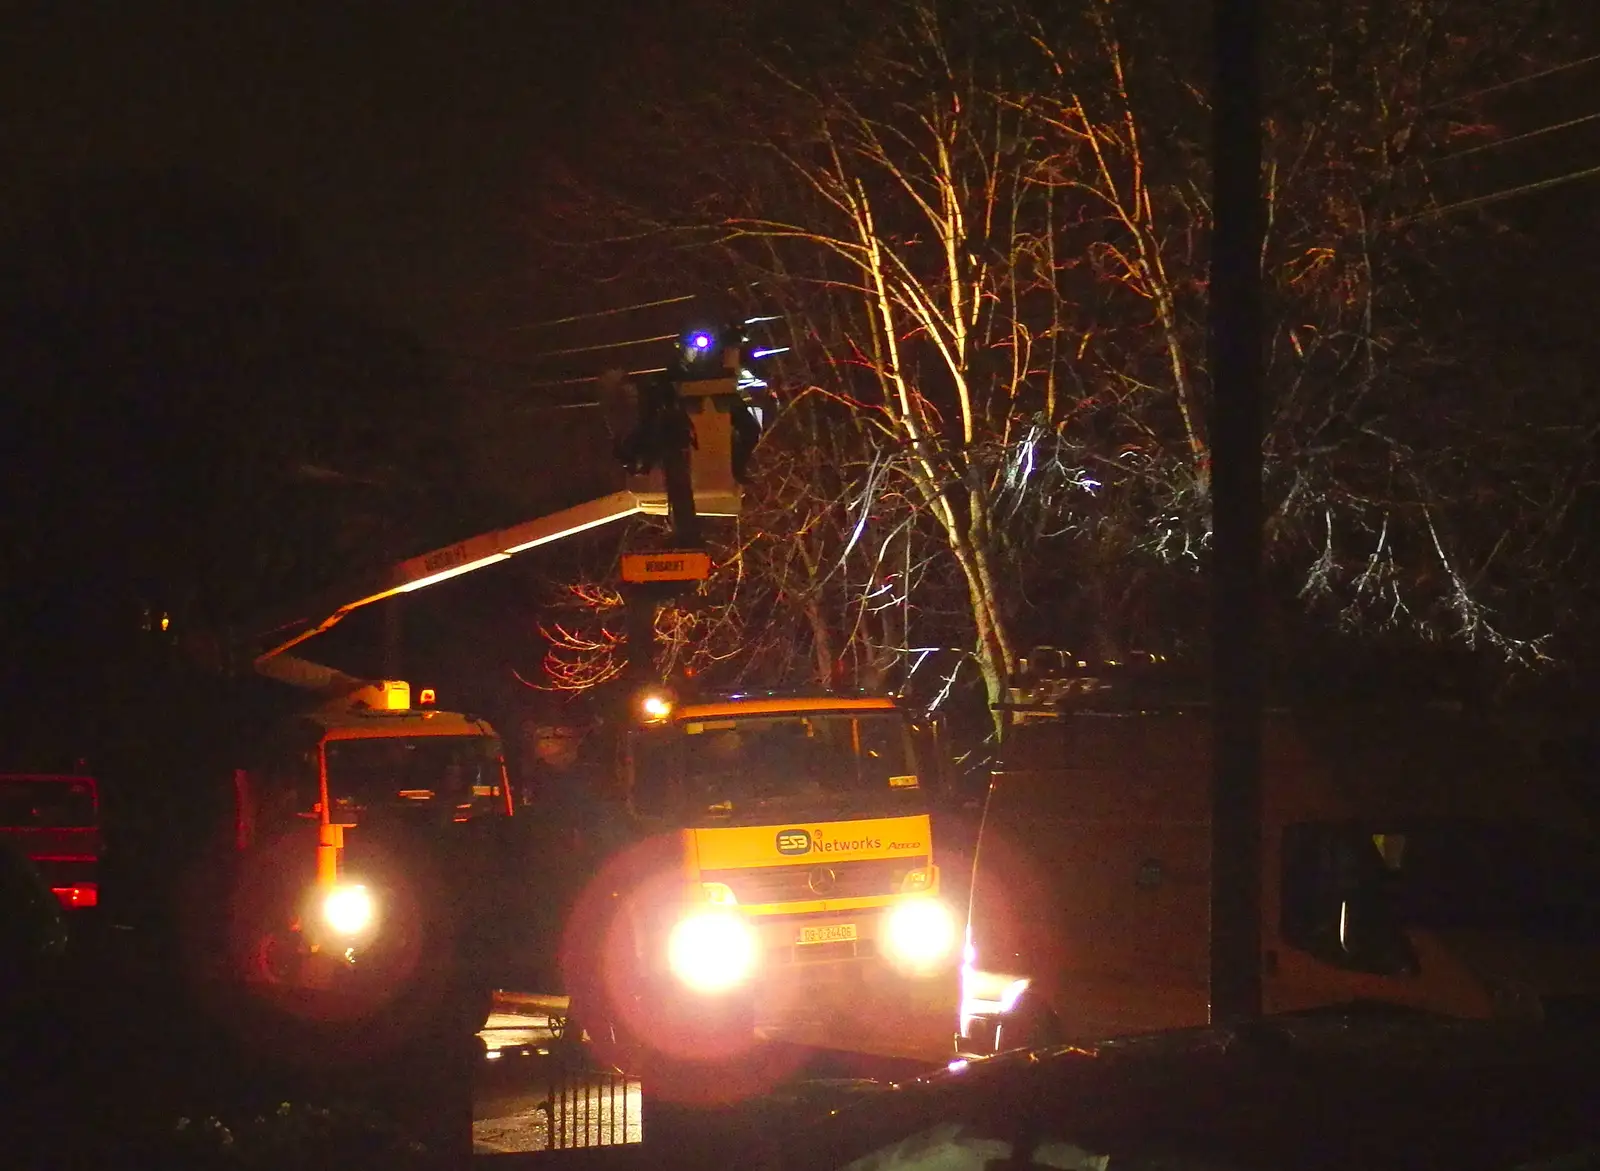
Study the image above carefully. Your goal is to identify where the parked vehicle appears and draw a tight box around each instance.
[0,834,69,1016]
[563,688,961,1081]
[0,772,102,910]
[220,683,518,1042]
[959,667,1600,1054]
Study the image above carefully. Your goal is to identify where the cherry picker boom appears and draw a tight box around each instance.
[209,326,761,1048]
[248,323,756,691]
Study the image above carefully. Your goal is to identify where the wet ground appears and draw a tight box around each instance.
[475,1009,643,1154]
[1,911,955,1166]
[471,990,953,1155]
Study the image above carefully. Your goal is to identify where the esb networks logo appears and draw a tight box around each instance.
[776,828,812,856]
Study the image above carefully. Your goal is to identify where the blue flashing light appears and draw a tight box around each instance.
[688,331,714,351]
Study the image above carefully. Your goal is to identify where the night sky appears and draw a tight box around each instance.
[5,2,1600,764]
[1,5,683,755]
[2,4,650,355]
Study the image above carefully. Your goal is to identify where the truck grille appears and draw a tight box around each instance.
[701,856,927,904]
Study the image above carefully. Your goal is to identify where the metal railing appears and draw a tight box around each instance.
[540,1064,642,1151]
[473,1007,645,1158]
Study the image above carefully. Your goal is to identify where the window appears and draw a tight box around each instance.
[324,736,507,823]
[632,710,924,824]
[0,778,97,829]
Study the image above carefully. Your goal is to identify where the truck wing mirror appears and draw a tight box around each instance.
[1280,822,1419,977]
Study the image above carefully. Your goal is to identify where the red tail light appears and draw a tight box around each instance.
[51,883,98,909]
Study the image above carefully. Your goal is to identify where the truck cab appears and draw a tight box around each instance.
[222,681,517,1041]
[569,690,962,1074]
[959,671,1600,1054]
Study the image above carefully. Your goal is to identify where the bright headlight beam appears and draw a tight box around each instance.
[322,884,375,936]
[882,898,958,975]
[667,910,757,994]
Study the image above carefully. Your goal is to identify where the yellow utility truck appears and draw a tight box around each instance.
[565,689,961,1073]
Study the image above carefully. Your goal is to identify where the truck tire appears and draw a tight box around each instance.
[994,990,1064,1053]
[466,984,496,1034]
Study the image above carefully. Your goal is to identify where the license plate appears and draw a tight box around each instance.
[798,923,857,945]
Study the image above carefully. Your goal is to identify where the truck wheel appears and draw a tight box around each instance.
[994,990,1064,1053]
[468,985,495,1033]
[241,926,299,986]
[564,991,644,1075]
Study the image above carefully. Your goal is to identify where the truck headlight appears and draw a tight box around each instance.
[702,881,739,906]
[638,688,675,721]
[882,898,958,975]
[667,909,757,994]
[321,883,376,937]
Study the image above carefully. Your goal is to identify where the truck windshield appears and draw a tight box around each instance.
[1375,818,1600,944]
[324,736,507,823]
[635,710,924,823]
[0,778,97,829]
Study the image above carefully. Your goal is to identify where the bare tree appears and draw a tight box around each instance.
[527,0,1595,710]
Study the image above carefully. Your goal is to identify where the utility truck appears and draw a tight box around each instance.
[207,324,963,1071]
[559,687,961,1079]
[207,325,786,1052]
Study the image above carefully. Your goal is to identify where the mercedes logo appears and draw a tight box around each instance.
[807,866,837,895]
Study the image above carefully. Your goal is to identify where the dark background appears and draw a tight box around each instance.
[4,2,1599,783]
[1,5,664,756]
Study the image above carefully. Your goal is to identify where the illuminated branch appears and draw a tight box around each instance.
[529,0,1593,702]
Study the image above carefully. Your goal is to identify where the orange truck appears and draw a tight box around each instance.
[203,325,769,1046]
[220,680,517,1034]
[0,772,102,911]
[958,671,1600,1054]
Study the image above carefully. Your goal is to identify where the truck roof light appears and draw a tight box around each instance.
[353,680,410,711]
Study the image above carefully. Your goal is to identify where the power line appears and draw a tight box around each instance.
[520,373,605,389]
[524,333,679,360]
[508,294,696,332]
[1408,160,1600,221]
[519,365,669,390]
[1431,50,1600,108]
[1429,109,1600,164]
[514,400,603,412]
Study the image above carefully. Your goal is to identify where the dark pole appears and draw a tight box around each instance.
[622,587,658,692]
[1208,0,1265,1024]
[383,595,402,679]
[622,377,703,696]
[661,433,703,549]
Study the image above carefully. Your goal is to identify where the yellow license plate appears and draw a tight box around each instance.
[798,923,857,945]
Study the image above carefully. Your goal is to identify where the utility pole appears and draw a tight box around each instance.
[1208,0,1265,1024]
[382,595,402,679]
